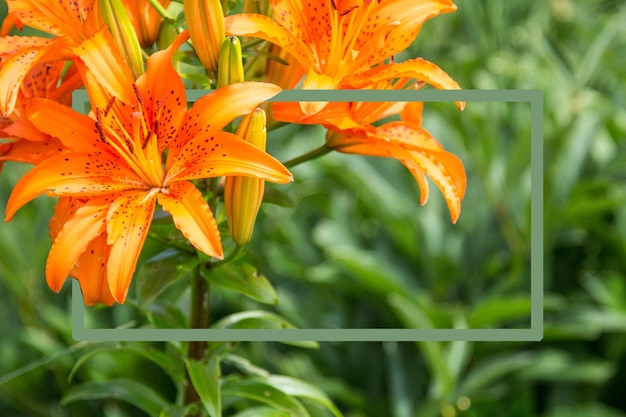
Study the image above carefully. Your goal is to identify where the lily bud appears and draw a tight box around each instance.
[100,0,145,78]
[224,108,267,245]
[184,0,225,74]
[217,36,244,88]
[122,0,171,48]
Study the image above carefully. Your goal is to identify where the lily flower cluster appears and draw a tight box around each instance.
[0,0,466,306]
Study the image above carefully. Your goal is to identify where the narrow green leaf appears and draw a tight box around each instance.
[201,262,278,305]
[230,406,289,417]
[265,375,344,417]
[147,300,189,329]
[212,310,297,330]
[222,379,310,417]
[383,342,412,417]
[186,357,221,417]
[136,249,199,310]
[467,295,531,328]
[61,378,170,417]
[69,343,186,384]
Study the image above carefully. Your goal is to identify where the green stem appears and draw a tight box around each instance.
[208,245,245,269]
[283,145,332,168]
[183,266,210,412]
[147,0,174,24]
[267,120,287,132]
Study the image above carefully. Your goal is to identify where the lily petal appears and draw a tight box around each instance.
[376,121,444,152]
[25,98,102,152]
[346,58,465,110]
[166,130,292,184]
[71,26,136,106]
[224,13,311,70]
[0,137,66,165]
[45,196,109,292]
[399,147,466,223]
[76,233,115,306]
[353,0,456,69]
[5,152,143,221]
[135,30,189,152]
[157,181,223,259]
[0,36,72,115]
[106,190,156,303]
[300,70,339,115]
[168,82,281,166]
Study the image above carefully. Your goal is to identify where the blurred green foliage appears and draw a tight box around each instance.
[2,0,626,416]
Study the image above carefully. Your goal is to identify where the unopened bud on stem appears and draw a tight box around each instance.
[184,0,225,74]
[217,36,244,87]
[224,108,267,245]
[100,0,145,78]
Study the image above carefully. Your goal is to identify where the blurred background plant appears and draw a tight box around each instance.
[2,0,626,416]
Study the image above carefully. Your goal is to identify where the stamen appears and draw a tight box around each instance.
[104,96,116,117]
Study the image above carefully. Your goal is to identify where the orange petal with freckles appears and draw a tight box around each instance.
[0,137,66,165]
[395,147,466,223]
[135,30,189,152]
[346,59,465,110]
[353,0,457,69]
[272,101,362,131]
[7,0,96,39]
[3,117,52,142]
[224,13,312,70]
[166,131,292,184]
[25,98,102,152]
[106,191,156,303]
[376,121,444,152]
[158,181,223,259]
[168,82,281,165]
[50,196,84,241]
[71,27,136,106]
[45,196,109,292]
[5,152,142,221]
[76,233,115,306]
[0,36,72,116]
[379,123,466,222]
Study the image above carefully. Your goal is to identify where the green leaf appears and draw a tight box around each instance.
[160,404,200,417]
[230,406,289,417]
[264,375,344,417]
[61,378,170,417]
[186,357,221,417]
[181,72,213,88]
[147,300,189,329]
[69,343,186,384]
[517,349,614,384]
[222,378,310,417]
[201,262,278,305]
[458,352,536,396]
[467,295,531,328]
[135,249,199,311]
[544,403,626,417]
[212,310,297,330]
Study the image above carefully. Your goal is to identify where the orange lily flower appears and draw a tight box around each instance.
[272,80,466,223]
[0,0,105,115]
[121,0,171,48]
[5,31,292,304]
[225,0,461,115]
[1,61,83,169]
